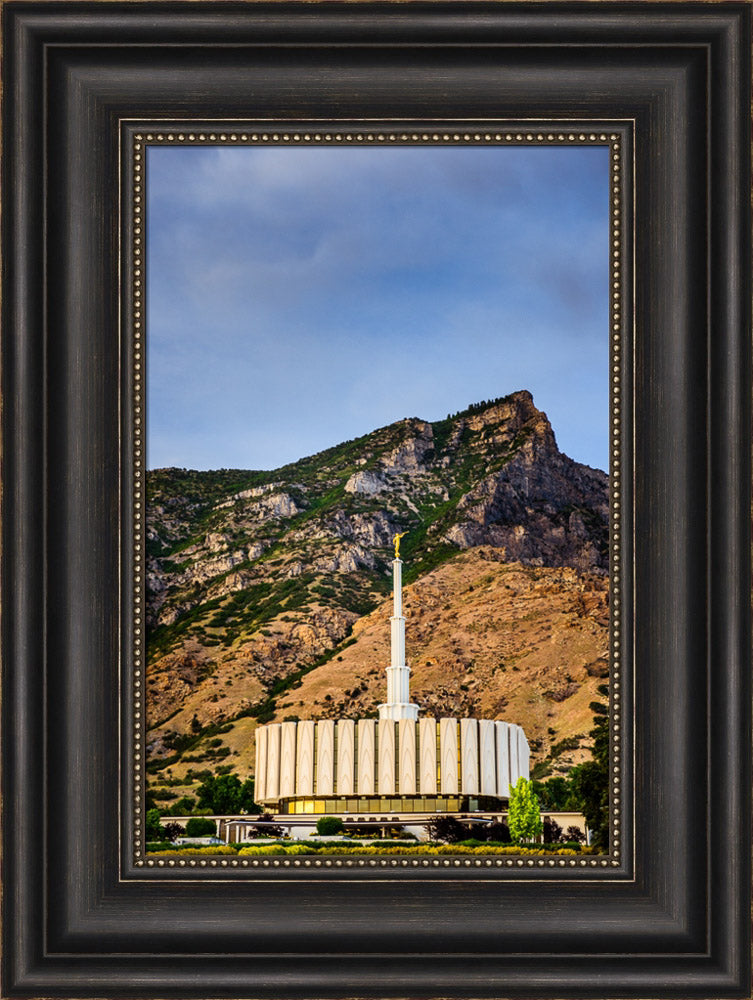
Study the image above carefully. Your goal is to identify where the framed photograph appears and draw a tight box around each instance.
[3,3,750,998]
[141,131,616,863]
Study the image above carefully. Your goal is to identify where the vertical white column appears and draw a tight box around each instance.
[378,718,396,795]
[479,719,497,796]
[295,721,315,796]
[316,720,335,795]
[508,723,521,789]
[357,719,376,794]
[265,724,281,800]
[336,719,355,795]
[460,718,479,794]
[279,722,297,798]
[398,718,417,794]
[495,721,512,797]
[419,718,437,794]
[517,726,530,781]
[255,725,268,802]
[440,718,459,794]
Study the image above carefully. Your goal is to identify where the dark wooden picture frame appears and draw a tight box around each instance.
[2,3,751,997]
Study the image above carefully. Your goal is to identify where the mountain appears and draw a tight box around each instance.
[145,391,609,791]
[261,549,609,770]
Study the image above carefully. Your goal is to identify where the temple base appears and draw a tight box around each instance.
[377,701,419,721]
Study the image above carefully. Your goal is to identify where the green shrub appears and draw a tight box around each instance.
[551,736,580,757]
[150,845,236,856]
[146,754,180,773]
[238,844,287,856]
[152,788,178,801]
[166,795,196,816]
[424,815,468,843]
[184,816,217,837]
[316,816,345,836]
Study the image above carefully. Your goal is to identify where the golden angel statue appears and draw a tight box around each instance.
[393,531,408,559]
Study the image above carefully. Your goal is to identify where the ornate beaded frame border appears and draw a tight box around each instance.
[128,121,630,874]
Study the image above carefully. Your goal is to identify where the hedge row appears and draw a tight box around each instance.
[149,845,238,856]
[235,844,597,857]
[148,844,598,858]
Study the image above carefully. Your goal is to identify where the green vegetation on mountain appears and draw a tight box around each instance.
[145,392,609,793]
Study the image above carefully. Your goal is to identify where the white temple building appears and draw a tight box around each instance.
[252,543,530,820]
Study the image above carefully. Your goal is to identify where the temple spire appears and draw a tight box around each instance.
[378,535,419,722]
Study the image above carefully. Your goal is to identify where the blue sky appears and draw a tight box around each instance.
[147,144,609,472]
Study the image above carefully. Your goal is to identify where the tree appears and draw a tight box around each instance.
[484,820,511,843]
[507,776,543,844]
[166,795,196,816]
[199,774,243,814]
[161,821,184,843]
[316,816,345,836]
[543,816,563,844]
[145,808,163,841]
[568,683,609,850]
[240,778,262,814]
[245,814,284,839]
[569,760,607,849]
[185,816,217,837]
[533,775,572,811]
[196,773,262,815]
[424,815,468,844]
[565,825,585,844]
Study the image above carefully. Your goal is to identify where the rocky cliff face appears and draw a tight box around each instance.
[145,391,608,781]
[444,403,607,570]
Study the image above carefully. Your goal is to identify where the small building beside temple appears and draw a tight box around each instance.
[251,538,530,827]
